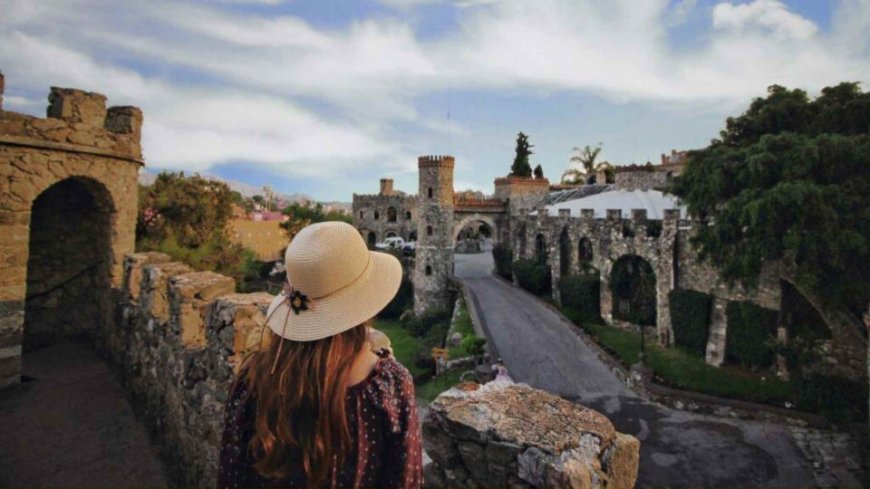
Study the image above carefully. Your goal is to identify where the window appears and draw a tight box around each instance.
[425,265,432,276]
[426,225,433,236]
[387,207,397,222]
[428,187,433,198]
[359,211,364,219]
[374,211,379,220]
[405,211,412,220]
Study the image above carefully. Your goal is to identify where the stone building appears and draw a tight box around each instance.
[0,76,142,387]
[414,156,456,314]
[352,178,417,247]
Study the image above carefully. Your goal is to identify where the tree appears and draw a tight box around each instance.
[533,164,544,179]
[510,132,534,177]
[136,172,256,285]
[673,83,870,319]
[562,143,603,184]
[281,201,352,240]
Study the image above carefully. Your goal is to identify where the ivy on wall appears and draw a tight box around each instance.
[725,300,778,369]
[610,255,656,325]
[559,274,601,323]
[668,289,713,357]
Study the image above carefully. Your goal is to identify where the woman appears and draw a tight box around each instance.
[219,222,422,489]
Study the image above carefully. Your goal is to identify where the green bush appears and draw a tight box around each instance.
[404,308,451,338]
[793,373,868,423]
[725,301,778,369]
[559,274,601,323]
[380,274,413,319]
[513,258,551,296]
[669,289,713,357]
[492,243,513,280]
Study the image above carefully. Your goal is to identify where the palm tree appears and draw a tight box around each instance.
[561,143,602,184]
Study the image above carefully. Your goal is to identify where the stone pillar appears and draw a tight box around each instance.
[414,156,455,315]
[705,297,728,366]
[600,262,613,324]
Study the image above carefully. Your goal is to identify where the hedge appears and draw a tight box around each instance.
[380,274,413,319]
[404,308,451,338]
[513,258,551,296]
[725,300,778,369]
[668,289,713,357]
[559,274,600,323]
[491,243,513,280]
[793,372,869,423]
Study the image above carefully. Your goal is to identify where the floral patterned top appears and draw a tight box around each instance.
[218,355,423,489]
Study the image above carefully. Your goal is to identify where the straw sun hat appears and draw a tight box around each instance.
[265,221,402,342]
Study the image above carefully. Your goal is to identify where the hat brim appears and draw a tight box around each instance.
[265,250,403,342]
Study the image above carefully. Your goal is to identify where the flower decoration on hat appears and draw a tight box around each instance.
[283,284,311,314]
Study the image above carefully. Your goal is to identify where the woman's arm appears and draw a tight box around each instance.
[378,363,423,489]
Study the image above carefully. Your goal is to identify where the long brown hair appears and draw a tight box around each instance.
[240,323,368,485]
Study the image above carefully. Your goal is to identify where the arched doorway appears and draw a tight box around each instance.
[24,177,114,351]
[366,231,376,248]
[610,255,656,326]
[453,218,496,253]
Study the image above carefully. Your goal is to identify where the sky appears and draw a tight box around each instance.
[1,0,868,201]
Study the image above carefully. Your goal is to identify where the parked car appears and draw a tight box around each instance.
[375,236,405,250]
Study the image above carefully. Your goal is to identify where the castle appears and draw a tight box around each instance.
[353,153,867,381]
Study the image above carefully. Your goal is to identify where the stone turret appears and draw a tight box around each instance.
[379,178,394,196]
[414,155,455,315]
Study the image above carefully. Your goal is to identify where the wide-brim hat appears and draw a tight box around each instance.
[265,221,402,342]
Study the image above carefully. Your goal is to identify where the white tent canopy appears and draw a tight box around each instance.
[534,189,687,220]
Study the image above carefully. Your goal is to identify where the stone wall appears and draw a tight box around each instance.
[0,80,142,387]
[494,176,551,215]
[352,192,418,244]
[111,252,271,487]
[612,170,669,191]
[508,208,868,382]
[423,382,640,489]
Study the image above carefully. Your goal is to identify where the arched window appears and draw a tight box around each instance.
[405,211,412,220]
[409,231,418,241]
[426,225,433,236]
[425,265,432,276]
[535,233,546,265]
[386,231,397,238]
[387,207,397,222]
[559,227,571,276]
[359,210,364,219]
[428,187,433,198]
[579,238,593,264]
[374,211,380,220]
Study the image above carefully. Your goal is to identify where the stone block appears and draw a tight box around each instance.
[123,252,171,302]
[558,208,571,218]
[142,262,193,323]
[580,209,595,219]
[47,87,107,127]
[207,292,272,371]
[604,433,640,489]
[630,209,647,221]
[606,209,622,220]
[170,271,235,348]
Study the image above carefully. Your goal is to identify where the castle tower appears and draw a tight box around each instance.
[414,155,455,315]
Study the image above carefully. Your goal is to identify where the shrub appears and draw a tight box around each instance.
[404,308,451,338]
[559,274,600,323]
[380,274,413,319]
[669,289,713,357]
[492,243,513,280]
[513,258,551,296]
[793,373,868,423]
[725,300,778,369]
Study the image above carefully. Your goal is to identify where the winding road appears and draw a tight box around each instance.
[455,248,846,489]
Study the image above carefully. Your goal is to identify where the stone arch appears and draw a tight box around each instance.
[534,233,547,265]
[609,254,657,326]
[385,229,398,239]
[387,206,398,223]
[361,230,376,247]
[452,214,499,245]
[24,177,116,351]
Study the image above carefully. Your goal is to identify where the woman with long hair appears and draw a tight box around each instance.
[218,222,422,489]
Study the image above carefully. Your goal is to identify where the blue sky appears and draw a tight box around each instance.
[1,0,868,201]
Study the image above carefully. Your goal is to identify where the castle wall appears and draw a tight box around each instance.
[0,82,142,387]
[352,193,417,244]
[612,170,670,191]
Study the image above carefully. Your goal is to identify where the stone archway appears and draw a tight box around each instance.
[24,177,115,351]
[452,214,499,245]
[609,254,657,326]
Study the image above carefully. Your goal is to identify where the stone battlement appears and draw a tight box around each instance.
[418,154,455,168]
[0,82,143,161]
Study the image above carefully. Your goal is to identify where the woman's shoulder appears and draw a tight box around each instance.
[353,354,415,399]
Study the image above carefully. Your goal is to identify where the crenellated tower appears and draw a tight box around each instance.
[413,155,455,315]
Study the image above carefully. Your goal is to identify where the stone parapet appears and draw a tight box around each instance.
[169,271,236,348]
[423,382,639,489]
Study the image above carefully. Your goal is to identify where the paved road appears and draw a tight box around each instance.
[0,339,168,488]
[455,250,822,489]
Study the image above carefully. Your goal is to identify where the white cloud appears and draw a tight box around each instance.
[1,0,868,198]
[712,0,818,40]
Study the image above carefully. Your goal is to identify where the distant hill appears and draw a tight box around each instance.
[138,169,329,207]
